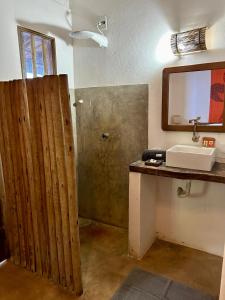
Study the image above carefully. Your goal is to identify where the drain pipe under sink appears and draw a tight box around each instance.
[177,180,192,198]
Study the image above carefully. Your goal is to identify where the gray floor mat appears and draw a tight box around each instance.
[112,268,216,300]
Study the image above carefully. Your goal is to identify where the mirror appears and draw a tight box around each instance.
[162,62,225,132]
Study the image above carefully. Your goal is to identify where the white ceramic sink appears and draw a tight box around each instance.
[166,145,216,171]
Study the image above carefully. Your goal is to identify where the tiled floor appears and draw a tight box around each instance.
[0,221,223,299]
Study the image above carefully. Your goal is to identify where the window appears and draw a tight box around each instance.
[18,26,57,79]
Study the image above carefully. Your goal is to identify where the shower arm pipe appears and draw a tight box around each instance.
[69,30,108,48]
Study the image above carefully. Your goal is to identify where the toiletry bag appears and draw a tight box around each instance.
[142,149,166,162]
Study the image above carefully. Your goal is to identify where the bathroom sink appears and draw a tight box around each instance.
[166,145,216,171]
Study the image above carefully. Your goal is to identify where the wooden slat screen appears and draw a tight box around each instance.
[0,75,82,295]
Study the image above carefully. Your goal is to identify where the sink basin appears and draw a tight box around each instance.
[166,145,216,171]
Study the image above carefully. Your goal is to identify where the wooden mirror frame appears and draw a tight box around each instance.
[162,61,225,132]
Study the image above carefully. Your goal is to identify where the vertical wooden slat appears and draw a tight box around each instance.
[5,81,28,268]
[12,80,33,269]
[20,78,43,274]
[0,83,13,261]
[59,75,83,295]
[42,76,66,286]
[1,81,26,266]
[0,158,8,259]
[11,80,36,271]
[0,82,18,264]
[49,76,72,288]
[26,79,50,276]
[36,78,59,282]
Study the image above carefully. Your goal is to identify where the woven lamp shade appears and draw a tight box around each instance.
[171,27,207,55]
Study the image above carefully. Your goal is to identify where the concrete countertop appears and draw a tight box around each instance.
[129,161,225,184]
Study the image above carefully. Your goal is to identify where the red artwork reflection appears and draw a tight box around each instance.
[209,69,225,123]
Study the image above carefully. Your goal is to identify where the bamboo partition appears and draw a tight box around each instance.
[0,75,82,295]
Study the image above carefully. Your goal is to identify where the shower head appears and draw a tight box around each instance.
[69,30,108,48]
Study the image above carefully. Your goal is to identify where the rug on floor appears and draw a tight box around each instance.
[112,268,216,300]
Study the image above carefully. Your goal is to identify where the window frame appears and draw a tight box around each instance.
[17,26,57,79]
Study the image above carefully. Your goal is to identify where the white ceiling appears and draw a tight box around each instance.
[157,0,225,31]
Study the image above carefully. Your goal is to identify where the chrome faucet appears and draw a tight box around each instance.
[189,117,201,143]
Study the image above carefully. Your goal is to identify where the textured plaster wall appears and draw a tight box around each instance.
[71,0,175,88]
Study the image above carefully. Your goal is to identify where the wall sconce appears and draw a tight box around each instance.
[171,27,207,55]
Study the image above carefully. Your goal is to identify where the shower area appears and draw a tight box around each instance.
[75,84,148,228]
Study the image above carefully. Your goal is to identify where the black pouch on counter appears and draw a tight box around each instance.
[142,149,166,162]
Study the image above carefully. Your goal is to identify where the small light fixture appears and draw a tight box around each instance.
[171,27,207,55]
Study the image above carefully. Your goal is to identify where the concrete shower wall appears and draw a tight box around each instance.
[75,85,148,228]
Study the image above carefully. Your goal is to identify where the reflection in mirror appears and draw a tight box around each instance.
[169,69,225,126]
